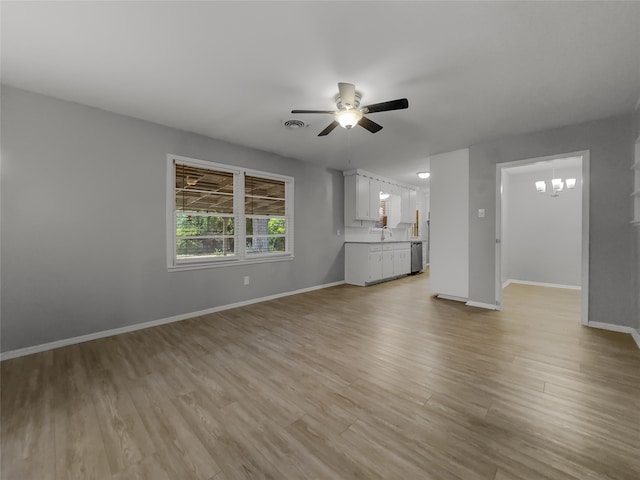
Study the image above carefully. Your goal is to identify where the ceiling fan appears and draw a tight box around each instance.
[291,82,408,136]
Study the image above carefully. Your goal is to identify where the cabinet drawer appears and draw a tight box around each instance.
[369,245,382,253]
[384,243,410,251]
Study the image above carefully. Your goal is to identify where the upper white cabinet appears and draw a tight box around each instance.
[400,187,417,224]
[344,169,417,226]
[346,173,380,224]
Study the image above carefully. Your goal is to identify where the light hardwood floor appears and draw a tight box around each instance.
[2,271,639,479]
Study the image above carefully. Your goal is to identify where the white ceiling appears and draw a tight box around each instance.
[2,1,639,187]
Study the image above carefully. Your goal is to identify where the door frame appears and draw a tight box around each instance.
[495,150,590,325]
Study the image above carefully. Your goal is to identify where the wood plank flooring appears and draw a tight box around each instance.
[2,271,639,479]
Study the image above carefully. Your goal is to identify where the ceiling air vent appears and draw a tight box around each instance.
[283,119,307,129]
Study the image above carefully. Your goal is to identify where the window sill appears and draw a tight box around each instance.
[168,254,294,272]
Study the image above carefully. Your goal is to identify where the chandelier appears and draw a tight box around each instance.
[535,166,576,197]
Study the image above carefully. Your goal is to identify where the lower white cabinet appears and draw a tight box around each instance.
[368,250,383,282]
[345,242,412,286]
[382,250,394,278]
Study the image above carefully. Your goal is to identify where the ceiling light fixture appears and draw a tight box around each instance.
[335,109,363,129]
[417,171,430,179]
[535,164,576,197]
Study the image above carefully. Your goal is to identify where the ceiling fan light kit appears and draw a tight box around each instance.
[336,109,362,129]
[291,82,408,136]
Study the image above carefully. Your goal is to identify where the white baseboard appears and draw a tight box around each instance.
[465,300,499,310]
[504,279,581,290]
[587,322,640,350]
[0,280,345,361]
[436,294,468,303]
[632,328,640,349]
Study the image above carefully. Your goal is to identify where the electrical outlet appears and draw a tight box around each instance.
[243,276,250,286]
[478,208,485,218]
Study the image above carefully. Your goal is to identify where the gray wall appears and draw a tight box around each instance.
[634,104,640,331]
[469,114,636,328]
[1,86,345,353]
[429,149,469,299]
[503,164,582,287]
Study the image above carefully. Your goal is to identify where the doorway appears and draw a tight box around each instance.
[495,151,589,325]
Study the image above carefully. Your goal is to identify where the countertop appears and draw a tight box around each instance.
[345,240,423,244]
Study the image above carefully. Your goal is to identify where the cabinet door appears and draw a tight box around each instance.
[402,249,411,274]
[368,179,381,221]
[392,250,403,276]
[368,253,383,281]
[393,249,410,275]
[400,187,416,224]
[382,251,394,278]
[356,175,371,220]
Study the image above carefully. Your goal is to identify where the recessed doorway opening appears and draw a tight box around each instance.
[495,151,589,325]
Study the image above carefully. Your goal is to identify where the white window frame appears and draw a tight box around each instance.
[167,154,294,271]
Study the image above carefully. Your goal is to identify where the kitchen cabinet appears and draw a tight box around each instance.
[393,245,411,274]
[344,170,416,227]
[345,242,412,286]
[382,249,394,278]
[368,246,383,282]
[400,187,417,224]
[345,173,380,224]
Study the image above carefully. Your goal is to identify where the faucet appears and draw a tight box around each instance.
[381,226,392,241]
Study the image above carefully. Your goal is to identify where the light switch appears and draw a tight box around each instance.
[478,209,485,218]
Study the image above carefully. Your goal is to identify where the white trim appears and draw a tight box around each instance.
[168,254,294,272]
[495,150,589,326]
[504,279,581,290]
[587,321,636,334]
[436,294,468,303]
[342,168,418,191]
[465,300,499,310]
[0,280,345,361]
[586,322,640,350]
[580,152,590,326]
[167,154,294,271]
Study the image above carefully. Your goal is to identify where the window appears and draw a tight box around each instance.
[245,175,288,255]
[175,163,237,261]
[168,155,293,270]
[374,199,388,229]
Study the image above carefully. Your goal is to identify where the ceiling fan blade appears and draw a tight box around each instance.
[358,116,383,134]
[361,98,408,114]
[338,82,356,108]
[318,121,339,136]
[291,109,335,114]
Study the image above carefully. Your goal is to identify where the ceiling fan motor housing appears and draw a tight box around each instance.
[335,91,362,111]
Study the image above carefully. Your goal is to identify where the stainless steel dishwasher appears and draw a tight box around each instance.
[410,241,423,274]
